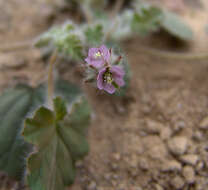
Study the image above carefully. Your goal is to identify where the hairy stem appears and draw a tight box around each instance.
[81,3,93,24]
[104,20,119,42]
[48,50,58,107]
[104,0,124,41]
[111,0,124,18]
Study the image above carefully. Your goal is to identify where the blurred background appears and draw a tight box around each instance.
[0,0,208,190]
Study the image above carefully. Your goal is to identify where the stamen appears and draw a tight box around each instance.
[103,71,113,84]
[94,51,102,58]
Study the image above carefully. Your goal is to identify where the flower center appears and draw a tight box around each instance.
[103,71,113,84]
[94,51,102,58]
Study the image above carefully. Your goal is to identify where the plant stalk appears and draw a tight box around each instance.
[81,3,93,24]
[111,0,124,18]
[48,50,58,107]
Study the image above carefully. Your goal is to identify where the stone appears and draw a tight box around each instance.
[160,127,172,140]
[182,166,195,184]
[168,136,188,155]
[110,162,119,171]
[192,131,203,141]
[145,119,164,133]
[139,158,149,171]
[180,154,199,166]
[195,177,208,190]
[155,184,164,190]
[170,176,185,189]
[112,153,121,161]
[149,144,168,160]
[174,120,185,131]
[199,116,208,129]
[88,181,97,190]
[128,154,138,168]
[144,136,168,161]
[196,161,204,172]
[162,160,182,172]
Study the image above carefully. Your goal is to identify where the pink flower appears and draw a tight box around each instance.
[85,45,110,69]
[97,66,125,94]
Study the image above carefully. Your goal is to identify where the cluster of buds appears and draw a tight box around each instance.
[85,45,125,94]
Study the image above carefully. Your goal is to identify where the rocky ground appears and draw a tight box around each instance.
[0,0,208,190]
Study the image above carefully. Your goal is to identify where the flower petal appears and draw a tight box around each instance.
[97,68,106,90]
[99,45,110,62]
[85,57,91,65]
[89,47,99,57]
[111,66,125,77]
[103,83,116,94]
[91,60,105,68]
[114,77,125,87]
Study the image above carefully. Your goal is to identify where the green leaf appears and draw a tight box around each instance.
[0,85,45,180]
[56,35,84,60]
[107,45,131,97]
[114,57,131,97]
[23,97,91,190]
[85,24,104,45]
[55,80,82,103]
[53,97,67,121]
[0,79,83,181]
[89,0,108,9]
[35,24,74,48]
[62,98,90,137]
[35,22,84,60]
[110,10,134,41]
[132,4,163,35]
[161,11,193,41]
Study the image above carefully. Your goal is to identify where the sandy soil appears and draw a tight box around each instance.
[0,0,208,190]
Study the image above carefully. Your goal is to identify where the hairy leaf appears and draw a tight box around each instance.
[85,24,104,45]
[0,80,83,181]
[23,97,91,190]
[55,79,82,102]
[0,85,45,180]
[132,4,163,35]
[35,22,84,60]
[111,10,134,41]
[161,11,193,41]
[54,97,67,121]
[114,56,131,97]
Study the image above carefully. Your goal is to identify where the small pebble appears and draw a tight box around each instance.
[180,154,199,166]
[192,131,203,141]
[160,127,172,140]
[139,158,149,171]
[174,120,185,132]
[110,162,119,171]
[112,153,121,161]
[88,181,97,190]
[182,166,195,184]
[162,160,182,172]
[196,161,204,172]
[170,176,185,189]
[168,136,188,155]
[155,184,164,190]
[199,116,208,129]
[145,119,164,134]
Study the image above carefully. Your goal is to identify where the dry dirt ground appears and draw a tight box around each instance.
[1,0,208,190]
